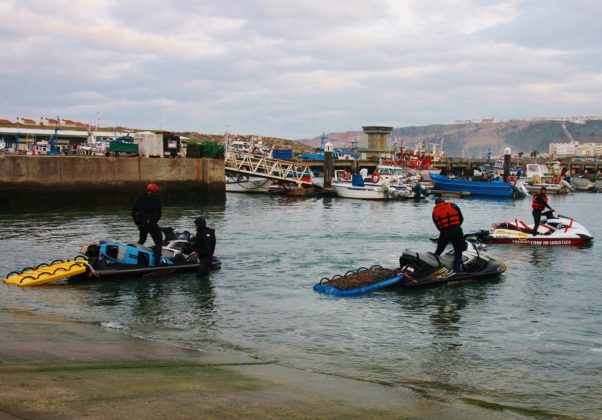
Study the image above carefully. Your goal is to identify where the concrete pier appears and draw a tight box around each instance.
[0,155,224,207]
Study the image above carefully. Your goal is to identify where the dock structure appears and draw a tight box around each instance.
[224,151,314,186]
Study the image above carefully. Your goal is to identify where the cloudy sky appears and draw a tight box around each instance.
[1,0,601,139]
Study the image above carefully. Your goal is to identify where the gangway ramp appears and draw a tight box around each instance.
[224,152,315,186]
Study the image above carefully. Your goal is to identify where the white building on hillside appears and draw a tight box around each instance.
[549,141,602,158]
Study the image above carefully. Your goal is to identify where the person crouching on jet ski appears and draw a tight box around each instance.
[131,183,163,265]
[432,198,465,272]
[191,217,216,277]
[531,186,554,236]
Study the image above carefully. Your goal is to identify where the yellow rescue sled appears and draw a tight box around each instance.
[3,259,90,287]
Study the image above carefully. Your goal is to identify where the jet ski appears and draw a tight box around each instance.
[481,211,593,246]
[4,228,221,287]
[77,227,221,280]
[397,239,506,287]
[313,237,505,296]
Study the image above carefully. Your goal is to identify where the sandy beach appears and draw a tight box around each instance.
[0,309,530,419]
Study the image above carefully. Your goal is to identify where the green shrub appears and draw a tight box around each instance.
[186,141,224,159]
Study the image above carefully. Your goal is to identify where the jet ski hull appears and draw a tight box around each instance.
[314,244,506,296]
[484,237,591,246]
[398,248,506,288]
[74,256,221,280]
[483,214,594,246]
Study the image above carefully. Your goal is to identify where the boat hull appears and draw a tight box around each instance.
[332,182,416,200]
[225,176,272,193]
[429,174,514,197]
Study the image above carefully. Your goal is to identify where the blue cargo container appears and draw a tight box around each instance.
[271,149,294,159]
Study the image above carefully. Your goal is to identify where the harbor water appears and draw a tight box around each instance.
[1,192,601,418]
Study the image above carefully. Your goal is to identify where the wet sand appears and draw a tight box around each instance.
[0,309,525,419]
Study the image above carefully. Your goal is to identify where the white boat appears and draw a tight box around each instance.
[30,140,50,155]
[570,176,594,191]
[523,180,573,194]
[521,163,573,194]
[225,174,273,193]
[331,167,422,200]
[77,132,111,156]
[332,181,417,200]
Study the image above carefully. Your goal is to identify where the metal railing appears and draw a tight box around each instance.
[224,151,314,186]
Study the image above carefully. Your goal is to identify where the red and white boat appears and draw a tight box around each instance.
[483,212,593,246]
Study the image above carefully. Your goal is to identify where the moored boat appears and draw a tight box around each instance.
[429,173,516,198]
[332,167,423,200]
[225,173,273,193]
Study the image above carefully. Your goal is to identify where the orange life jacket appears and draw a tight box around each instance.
[532,193,548,210]
[433,202,462,229]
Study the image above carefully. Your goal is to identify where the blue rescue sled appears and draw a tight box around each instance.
[313,274,404,296]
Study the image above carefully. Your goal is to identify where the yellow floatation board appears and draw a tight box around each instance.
[3,260,89,287]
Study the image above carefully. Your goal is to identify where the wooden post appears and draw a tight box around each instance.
[324,150,334,188]
[503,147,511,182]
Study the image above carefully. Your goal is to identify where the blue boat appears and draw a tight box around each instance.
[429,173,515,197]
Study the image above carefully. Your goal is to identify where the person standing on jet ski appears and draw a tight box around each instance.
[131,183,163,265]
[191,217,216,277]
[531,186,554,236]
[432,198,465,272]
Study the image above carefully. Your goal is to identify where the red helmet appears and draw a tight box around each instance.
[146,183,159,193]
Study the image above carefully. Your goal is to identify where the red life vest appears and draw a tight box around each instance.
[433,202,462,229]
[532,193,548,211]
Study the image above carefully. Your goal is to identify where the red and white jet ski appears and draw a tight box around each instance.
[482,211,593,246]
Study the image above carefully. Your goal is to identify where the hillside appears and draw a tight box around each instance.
[299,119,602,158]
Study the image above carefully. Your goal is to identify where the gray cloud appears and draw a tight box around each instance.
[1,0,601,138]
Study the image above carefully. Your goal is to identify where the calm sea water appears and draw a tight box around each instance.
[1,192,601,418]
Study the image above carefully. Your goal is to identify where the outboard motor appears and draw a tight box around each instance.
[177,230,192,241]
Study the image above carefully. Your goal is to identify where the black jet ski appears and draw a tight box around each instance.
[78,228,221,280]
[314,237,505,296]
[398,240,505,287]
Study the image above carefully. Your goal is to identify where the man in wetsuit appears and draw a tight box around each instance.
[191,217,216,277]
[432,198,465,272]
[131,183,163,265]
[531,186,554,236]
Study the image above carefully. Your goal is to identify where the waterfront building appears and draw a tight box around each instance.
[549,140,602,158]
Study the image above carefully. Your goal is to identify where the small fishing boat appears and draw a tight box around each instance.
[523,180,573,194]
[571,176,594,191]
[480,212,593,246]
[429,173,516,198]
[332,167,423,200]
[225,173,273,193]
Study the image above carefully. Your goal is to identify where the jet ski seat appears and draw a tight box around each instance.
[401,249,470,271]
[401,250,454,270]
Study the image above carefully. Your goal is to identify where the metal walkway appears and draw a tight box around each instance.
[224,152,314,186]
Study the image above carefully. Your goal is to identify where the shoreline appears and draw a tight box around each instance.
[0,309,526,419]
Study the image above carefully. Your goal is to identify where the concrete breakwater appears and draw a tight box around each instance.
[0,155,224,207]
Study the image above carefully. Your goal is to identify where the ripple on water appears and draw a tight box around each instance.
[0,194,601,418]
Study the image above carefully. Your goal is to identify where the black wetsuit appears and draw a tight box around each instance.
[131,192,162,265]
[532,193,552,236]
[192,223,216,277]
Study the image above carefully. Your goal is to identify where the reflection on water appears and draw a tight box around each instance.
[0,193,601,418]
